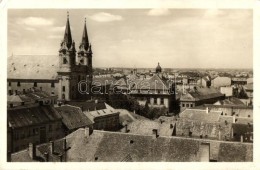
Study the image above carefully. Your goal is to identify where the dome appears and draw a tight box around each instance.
[155,62,162,73]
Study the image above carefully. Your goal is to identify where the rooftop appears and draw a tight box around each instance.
[11,128,253,162]
[179,109,221,122]
[7,55,59,80]
[8,105,62,128]
[55,105,93,130]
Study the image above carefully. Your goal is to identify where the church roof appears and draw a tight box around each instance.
[7,55,59,80]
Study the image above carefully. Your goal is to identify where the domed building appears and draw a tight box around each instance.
[155,62,162,73]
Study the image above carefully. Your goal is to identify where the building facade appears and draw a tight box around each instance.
[7,14,93,103]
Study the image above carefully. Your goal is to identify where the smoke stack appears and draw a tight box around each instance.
[29,143,36,160]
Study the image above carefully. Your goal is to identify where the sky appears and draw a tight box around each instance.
[8,9,252,69]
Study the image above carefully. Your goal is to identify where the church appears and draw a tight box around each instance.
[7,13,93,103]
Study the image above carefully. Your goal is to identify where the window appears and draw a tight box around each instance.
[182,104,185,107]
[186,103,189,107]
[62,94,65,99]
[33,128,39,135]
[63,86,65,92]
[161,98,164,105]
[8,82,11,86]
[34,82,37,87]
[63,57,67,64]
[17,82,21,87]
[51,82,55,88]
[154,98,157,104]
[49,124,52,132]
[190,104,193,107]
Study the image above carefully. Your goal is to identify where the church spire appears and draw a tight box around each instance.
[63,11,73,48]
[79,18,89,51]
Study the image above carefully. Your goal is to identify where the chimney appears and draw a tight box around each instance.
[50,141,54,154]
[233,115,236,123]
[218,130,221,140]
[85,127,93,137]
[206,107,209,114]
[63,138,67,151]
[240,135,243,143]
[29,143,36,160]
[9,103,13,108]
[58,154,63,162]
[7,151,11,162]
[44,152,49,162]
[152,129,159,139]
[124,124,128,133]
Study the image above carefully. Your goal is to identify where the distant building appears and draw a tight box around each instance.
[211,76,231,88]
[219,86,233,97]
[7,105,64,153]
[10,128,253,162]
[179,86,225,111]
[231,77,247,85]
[197,76,211,87]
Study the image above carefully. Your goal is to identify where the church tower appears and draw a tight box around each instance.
[77,18,93,94]
[57,13,93,102]
[57,12,76,102]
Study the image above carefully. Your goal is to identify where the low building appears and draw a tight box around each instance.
[180,86,225,111]
[231,77,247,85]
[7,105,64,153]
[55,105,94,134]
[10,128,253,162]
[67,100,120,131]
[176,108,232,141]
[211,76,231,88]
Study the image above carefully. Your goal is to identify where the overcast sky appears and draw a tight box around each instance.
[8,9,252,69]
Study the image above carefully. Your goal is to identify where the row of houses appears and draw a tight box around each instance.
[7,90,120,153]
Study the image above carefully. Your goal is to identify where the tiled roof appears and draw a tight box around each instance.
[214,97,245,106]
[7,55,59,80]
[85,108,119,122]
[218,142,253,162]
[122,119,175,137]
[179,109,221,122]
[204,105,253,118]
[180,87,224,101]
[92,77,116,86]
[66,101,106,112]
[55,105,93,130]
[133,74,168,90]
[12,129,253,162]
[8,105,62,128]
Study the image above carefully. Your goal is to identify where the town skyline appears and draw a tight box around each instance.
[8,9,252,69]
